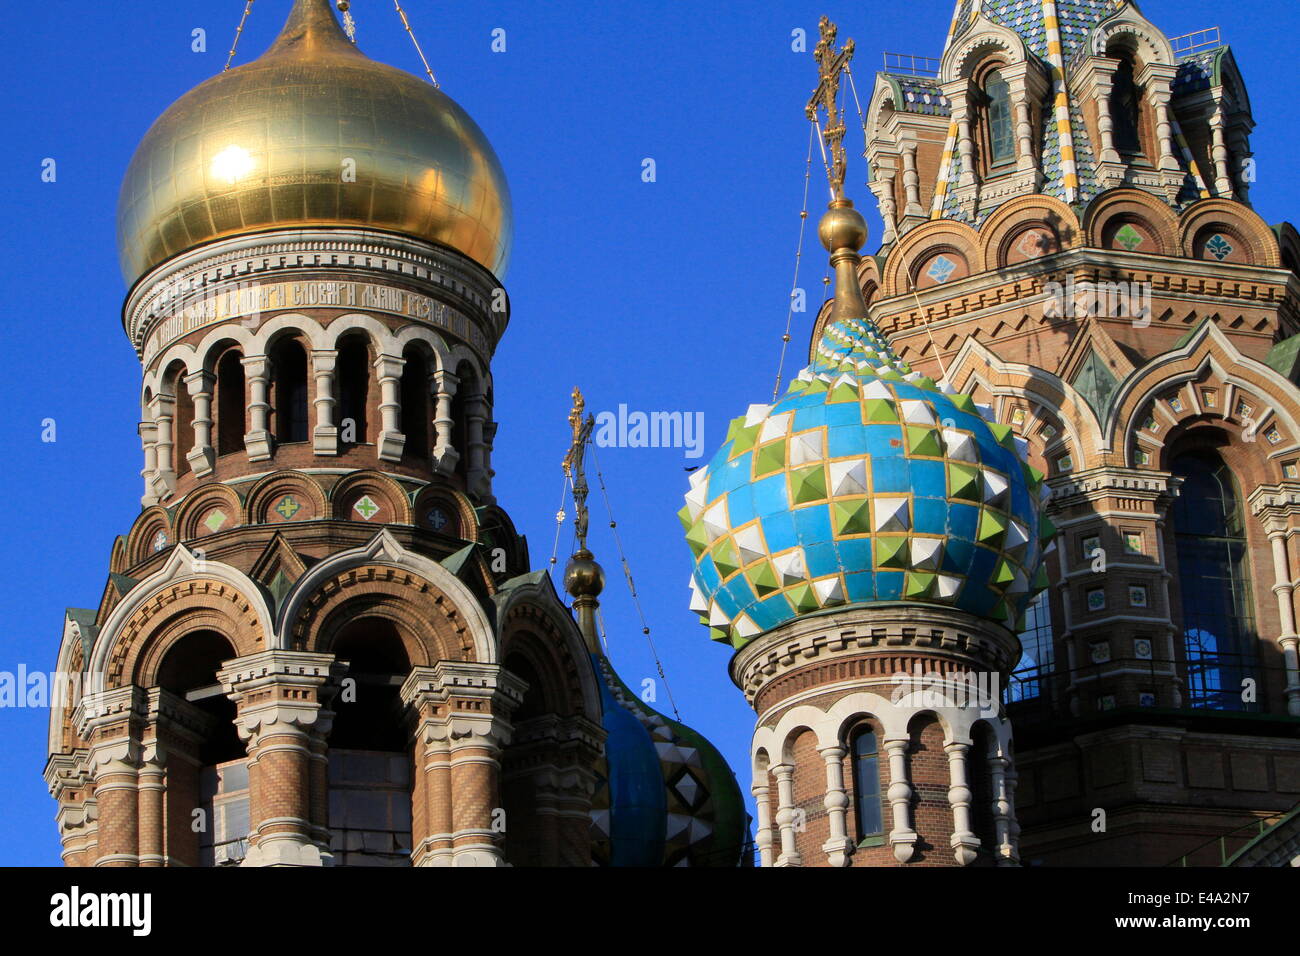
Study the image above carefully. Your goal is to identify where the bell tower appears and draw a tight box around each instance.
[45,0,608,868]
[682,18,1051,867]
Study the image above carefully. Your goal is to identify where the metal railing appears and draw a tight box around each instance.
[1169,26,1222,57]
[1166,811,1287,867]
[881,52,940,77]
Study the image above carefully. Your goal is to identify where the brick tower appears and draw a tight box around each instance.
[44,0,746,868]
[681,18,1052,867]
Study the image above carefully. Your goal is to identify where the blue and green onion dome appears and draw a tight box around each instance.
[680,316,1053,650]
[589,653,750,866]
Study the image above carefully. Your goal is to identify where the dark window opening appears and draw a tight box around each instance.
[337,337,370,448]
[985,70,1016,168]
[216,350,246,456]
[851,727,885,841]
[271,339,309,444]
[1111,57,1143,156]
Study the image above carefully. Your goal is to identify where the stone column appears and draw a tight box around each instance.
[901,137,923,220]
[374,354,407,462]
[184,370,216,477]
[310,349,338,455]
[772,762,802,867]
[431,369,460,476]
[752,770,775,868]
[465,395,491,499]
[76,685,150,867]
[1228,123,1253,203]
[218,651,344,867]
[148,393,177,497]
[945,741,980,865]
[1139,65,1181,172]
[870,159,899,245]
[45,756,96,867]
[989,751,1019,866]
[1268,525,1300,716]
[242,356,273,461]
[883,736,917,863]
[819,744,853,867]
[1210,100,1233,198]
[139,418,159,507]
[400,662,526,867]
[950,85,976,189]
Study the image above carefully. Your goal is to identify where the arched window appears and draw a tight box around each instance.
[1170,449,1258,710]
[983,70,1015,169]
[156,630,245,866]
[215,349,246,456]
[1110,56,1143,156]
[400,348,430,461]
[336,336,370,448]
[328,618,413,865]
[850,726,885,841]
[270,339,309,444]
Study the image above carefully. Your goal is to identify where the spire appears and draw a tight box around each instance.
[561,387,605,653]
[265,0,363,60]
[806,17,870,324]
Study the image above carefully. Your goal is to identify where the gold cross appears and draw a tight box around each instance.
[806,17,855,202]
[562,387,595,552]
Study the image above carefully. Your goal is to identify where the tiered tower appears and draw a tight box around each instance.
[821,0,1300,865]
[44,0,746,868]
[682,19,1052,867]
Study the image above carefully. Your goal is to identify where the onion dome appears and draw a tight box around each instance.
[116,0,512,284]
[680,203,1052,649]
[589,654,750,867]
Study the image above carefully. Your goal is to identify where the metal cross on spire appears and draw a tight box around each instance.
[805,16,856,203]
[562,386,596,553]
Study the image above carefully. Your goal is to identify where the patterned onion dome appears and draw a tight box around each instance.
[680,312,1054,649]
[589,653,750,866]
[116,0,512,283]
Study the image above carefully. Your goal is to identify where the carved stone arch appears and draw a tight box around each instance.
[1178,198,1280,267]
[321,312,396,353]
[777,714,823,765]
[247,313,329,355]
[883,218,983,297]
[411,484,478,541]
[864,79,899,147]
[946,336,1102,463]
[242,470,328,525]
[192,324,258,374]
[125,505,175,567]
[307,589,446,670]
[109,536,128,575]
[276,529,496,664]
[329,469,413,525]
[1083,188,1181,255]
[979,194,1082,270]
[173,483,243,543]
[144,345,199,396]
[941,17,1028,83]
[393,324,452,372]
[494,574,600,720]
[1108,323,1300,470]
[88,546,273,684]
[48,616,91,754]
[1091,7,1175,66]
[447,344,487,390]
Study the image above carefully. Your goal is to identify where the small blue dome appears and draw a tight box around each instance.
[681,317,1051,649]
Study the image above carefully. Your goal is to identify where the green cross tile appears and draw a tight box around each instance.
[354,495,380,520]
[275,496,301,520]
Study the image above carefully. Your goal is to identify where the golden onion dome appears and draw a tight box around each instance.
[116,0,512,283]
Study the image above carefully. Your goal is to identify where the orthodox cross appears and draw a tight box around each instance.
[805,16,855,202]
[562,386,596,552]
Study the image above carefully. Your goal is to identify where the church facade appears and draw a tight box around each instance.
[685,2,1300,867]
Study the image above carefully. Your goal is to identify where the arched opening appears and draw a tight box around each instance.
[155,630,244,866]
[981,68,1016,172]
[849,723,886,843]
[328,616,414,865]
[969,722,998,863]
[215,349,246,457]
[270,338,309,444]
[400,347,431,462]
[336,335,370,449]
[1170,448,1260,710]
[168,365,194,478]
[500,650,556,866]
[1109,53,1144,158]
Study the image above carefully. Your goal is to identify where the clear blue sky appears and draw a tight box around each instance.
[0,0,1294,865]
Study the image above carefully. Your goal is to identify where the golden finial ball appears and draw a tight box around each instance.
[563,551,606,598]
[818,202,868,253]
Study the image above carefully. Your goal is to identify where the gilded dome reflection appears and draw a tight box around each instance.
[116,0,512,282]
